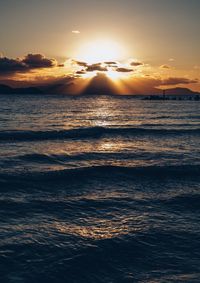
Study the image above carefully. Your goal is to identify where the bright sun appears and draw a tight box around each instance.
[77,39,126,64]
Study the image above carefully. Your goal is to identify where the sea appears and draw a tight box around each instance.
[0,94,200,283]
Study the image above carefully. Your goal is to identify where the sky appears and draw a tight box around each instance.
[0,0,200,93]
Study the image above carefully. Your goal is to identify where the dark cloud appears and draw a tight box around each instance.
[73,60,88,67]
[22,54,56,68]
[76,70,86,75]
[0,57,27,74]
[115,67,133,73]
[0,54,57,75]
[130,61,143,67]
[74,59,133,73]
[104,61,118,65]
[74,60,118,68]
[86,63,108,72]
[161,77,198,85]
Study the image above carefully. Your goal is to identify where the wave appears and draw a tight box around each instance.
[163,193,200,212]
[0,164,199,182]
[0,226,199,283]
[6,151,180,165]
[18,153,62,163]
[0,126,200,142]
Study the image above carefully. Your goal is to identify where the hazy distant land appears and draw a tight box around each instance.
[0,83,200,100]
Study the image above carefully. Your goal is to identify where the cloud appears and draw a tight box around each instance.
[73,59,137,74]
[161,77,198,85]
[74,60,121,72]
[160,64,171,69]
[169,58,175,62]
[104,61,118,66]
[130,61,143,67]
[73,60,88,67]
[115,67,133,73]
[76,70,86,75]
[0,54,57,75]
[0,57,27,74]
[22,54,56,68]
[72,30,80,34]
[86,63,108,72]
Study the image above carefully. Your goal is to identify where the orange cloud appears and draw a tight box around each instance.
[115,67,133,73]
[161,77,198,85]
[130,61,144,67]
[159,64,171,69]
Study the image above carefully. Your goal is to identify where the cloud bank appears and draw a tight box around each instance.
[0,54,57,75]
[161,77,198,85]
[0,53,199,94]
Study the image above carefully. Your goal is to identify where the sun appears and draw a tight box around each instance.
[76,39,126,64]
[74,38,132,82]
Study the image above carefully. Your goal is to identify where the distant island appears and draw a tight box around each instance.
[143,89,200,101]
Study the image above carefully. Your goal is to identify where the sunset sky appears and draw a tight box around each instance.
[0,0,200,94]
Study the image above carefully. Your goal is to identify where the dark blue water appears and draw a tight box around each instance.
[0,95,200,282]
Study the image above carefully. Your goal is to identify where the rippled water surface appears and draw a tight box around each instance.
[0,95,200,282]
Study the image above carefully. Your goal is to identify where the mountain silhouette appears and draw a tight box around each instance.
[0,84,43,94]
[0,80,199,96]
[81,73,119,95]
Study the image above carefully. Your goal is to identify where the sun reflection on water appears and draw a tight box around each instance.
[55,217,144,240]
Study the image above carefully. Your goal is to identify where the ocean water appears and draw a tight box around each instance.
[0,94,200,283]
